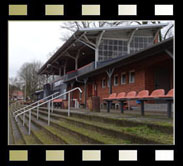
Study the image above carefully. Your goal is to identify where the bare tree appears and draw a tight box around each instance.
[60,21,174,42]
[60,21,131,41]
[18,61,47,99]
[129,21,174,41]
[9,77,21,99]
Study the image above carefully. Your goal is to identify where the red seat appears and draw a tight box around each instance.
[136,90,149,99]
[166,89,174,98]
[116,92,126,99]
[146,89,165,98]
[53,99,63,103]
[125,91,137,99]
[103,93,117,100]
[159,89,174,98]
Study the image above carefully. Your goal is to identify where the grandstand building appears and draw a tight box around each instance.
[38,24,173,109]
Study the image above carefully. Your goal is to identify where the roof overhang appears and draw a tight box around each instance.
[64,37,173,83]
[38,23,168,75]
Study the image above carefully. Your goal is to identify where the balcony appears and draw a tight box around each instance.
[77,62,95,76]
[66,70,78,80]
[65,61,95,81]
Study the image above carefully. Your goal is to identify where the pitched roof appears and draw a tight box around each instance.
[64,37,173,83]
[38,23,168,75]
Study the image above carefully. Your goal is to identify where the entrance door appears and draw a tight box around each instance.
[154,68,170,93]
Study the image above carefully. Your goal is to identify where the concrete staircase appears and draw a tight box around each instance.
[9,105,173,145]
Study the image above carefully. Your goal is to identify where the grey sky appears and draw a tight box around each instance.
[9,21,67,78]
[9,21,174,78]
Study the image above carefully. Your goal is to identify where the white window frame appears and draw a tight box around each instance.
[129,70,135,83]
[121,72,127,85]
[114,74,119,86]
[102,78,106,88]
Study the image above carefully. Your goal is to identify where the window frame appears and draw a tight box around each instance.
[113,74,119,86]
[102,78,106,88]
[121,72,127,85]
[129,70,135,84]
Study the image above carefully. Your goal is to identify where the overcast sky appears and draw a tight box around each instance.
[9,21,174,78]
[9,21,67,78]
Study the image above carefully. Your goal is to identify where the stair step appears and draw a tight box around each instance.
[38,109,173,144]
[9,112,15,144]
[22,114,65,145]
[9,112,25,145]
[32,111,131,144]
[16,114,40,145]
[31,112,104,144]
[41,107,172,134]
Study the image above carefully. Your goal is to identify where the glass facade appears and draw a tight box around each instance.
[130,35,154,53]
[98,35,154,62]
[98,39,128,61]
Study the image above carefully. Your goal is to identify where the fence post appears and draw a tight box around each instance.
[52,96,54,113]
[23,113,25,126]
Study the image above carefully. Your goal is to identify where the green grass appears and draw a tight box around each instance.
[97,113,173,127]
[45,125,79,144]
[31,111,131,144]
[23,134,41,144]
[55,120,131,144]
[58,115,173,144]
[121,125,173,144]
[33,129,61,144]
[16,139,25,145]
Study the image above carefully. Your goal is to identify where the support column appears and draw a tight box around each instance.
[59,67,62,76]
[84,78,88,108]
[95,30,105,68]
[63,64,66,75]
[167,100,172,118]
[120,101,124,114]
[127,28,138,54]
[95,47,99,68]
[75,50,80,70]
[106,68,115,94]
[70,82,74,107]
[107,101,111,113]
[141,100,145,116]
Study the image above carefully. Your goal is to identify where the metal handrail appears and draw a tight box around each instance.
[15,87,82,135]
[13,91,60,116]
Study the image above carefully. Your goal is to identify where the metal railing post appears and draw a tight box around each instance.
[37,101,39,120]
[23,113,25,126]
[14,87,82,133]
[48,101,50,126]
[13,91,59,116]
[28,110,31,135]
[68,93,70,117]
[52,96,54,113]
